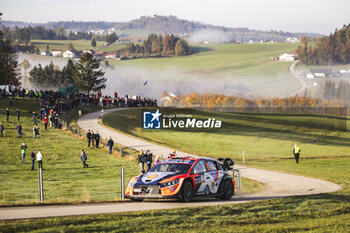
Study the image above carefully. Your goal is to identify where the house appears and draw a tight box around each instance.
[311,69,332,77]
[51,49,62,57]
[286,37,299,43]
[279,52,297,61]
[63,49,79,58]
[40,51,49,56]
[104,53,119,59]
[93,51,105,58]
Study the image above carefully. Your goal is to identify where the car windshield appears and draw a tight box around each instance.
[148,163,191,174]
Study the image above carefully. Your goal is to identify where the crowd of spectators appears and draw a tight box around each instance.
[0,88,158,114]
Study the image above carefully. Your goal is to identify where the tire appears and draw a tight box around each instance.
[182,180,194,202]
[130,198,144,202]
[221,180,234,200]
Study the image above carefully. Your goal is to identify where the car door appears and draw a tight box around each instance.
[191,160,208,195]
[205,160,224,194]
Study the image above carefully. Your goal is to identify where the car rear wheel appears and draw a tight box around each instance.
[221,180,234,200]
[182,180,194,202]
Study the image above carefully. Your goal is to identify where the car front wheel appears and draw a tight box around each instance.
[182,180,194,202]
[221,180,234,200]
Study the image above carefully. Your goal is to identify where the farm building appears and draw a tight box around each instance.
[63,49,79,58]
[94,51,105,58]
[279,52,297,61]
[51,49,62,57]
[40,51,49,56]
[104,53,119,59]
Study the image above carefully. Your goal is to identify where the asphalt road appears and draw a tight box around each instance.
[0,109,341,220]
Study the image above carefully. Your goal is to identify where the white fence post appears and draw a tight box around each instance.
[121,168,125,200]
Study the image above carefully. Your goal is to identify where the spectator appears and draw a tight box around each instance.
[33,124,39,140]
[91,131,95,147]
[43,115,48,130]
[31,150,36,170]
[31,111,37,125]
[20,142,27,164]
[6,108,10,122]
[169,150,177,158]
[155,155,160,164]
[107,137,114,154]
[16,123,22,138]
[0,122,4,137]
[87,130,92,148]
[145,150,153,171]
[37,149,43,169]
[80,149,89,168]
[48,113,53,128]
[16,109,20,122]
[137,150,145,174]
[95,131,100,148]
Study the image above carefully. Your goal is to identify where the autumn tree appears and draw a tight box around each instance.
[175,39,190,56]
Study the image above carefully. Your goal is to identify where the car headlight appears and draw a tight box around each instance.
[161,179,179,187]
[128,177,138,187]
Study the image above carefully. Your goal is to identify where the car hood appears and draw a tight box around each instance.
[136,172,177,185]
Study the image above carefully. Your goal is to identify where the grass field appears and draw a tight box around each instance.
[101,108,350,159]
[0,98,140,205]
[0,100,259,206]
[1,107,349,232]
[30,40,125,53]
[106,42,301,97]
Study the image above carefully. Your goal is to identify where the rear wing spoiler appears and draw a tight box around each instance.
[218,158,234,170]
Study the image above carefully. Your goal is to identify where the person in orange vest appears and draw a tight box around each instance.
[293,144,301,164]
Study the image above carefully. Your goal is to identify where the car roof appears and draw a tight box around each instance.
[159,156,219,165]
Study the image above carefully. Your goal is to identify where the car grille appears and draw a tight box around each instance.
[133,185,160,195]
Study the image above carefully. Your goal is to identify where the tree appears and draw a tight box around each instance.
[0,12,21,86]
[73,53,106,94]
[175,39,190,56]
[106,32,118,44]
[91,38,97,48]
[61,59,75,86]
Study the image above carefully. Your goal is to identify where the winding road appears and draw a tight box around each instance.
[0,109,341,220]
[288,60,310,97]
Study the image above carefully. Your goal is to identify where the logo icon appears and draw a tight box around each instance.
[143,110,162,129]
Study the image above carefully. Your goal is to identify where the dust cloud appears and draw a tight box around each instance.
[189,30,234,43]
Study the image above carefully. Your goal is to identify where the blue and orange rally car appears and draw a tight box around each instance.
[125,157,235,202]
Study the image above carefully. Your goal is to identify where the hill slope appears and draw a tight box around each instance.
[3,15,322,42]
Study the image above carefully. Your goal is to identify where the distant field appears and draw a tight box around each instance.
[109,42,301,97]
[30,40,125,53]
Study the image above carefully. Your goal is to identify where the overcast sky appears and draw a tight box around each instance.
[1,0,349,34]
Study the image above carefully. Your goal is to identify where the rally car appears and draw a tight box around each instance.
[125,157,235,202]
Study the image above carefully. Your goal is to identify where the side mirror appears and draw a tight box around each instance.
[223,158,234,170]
